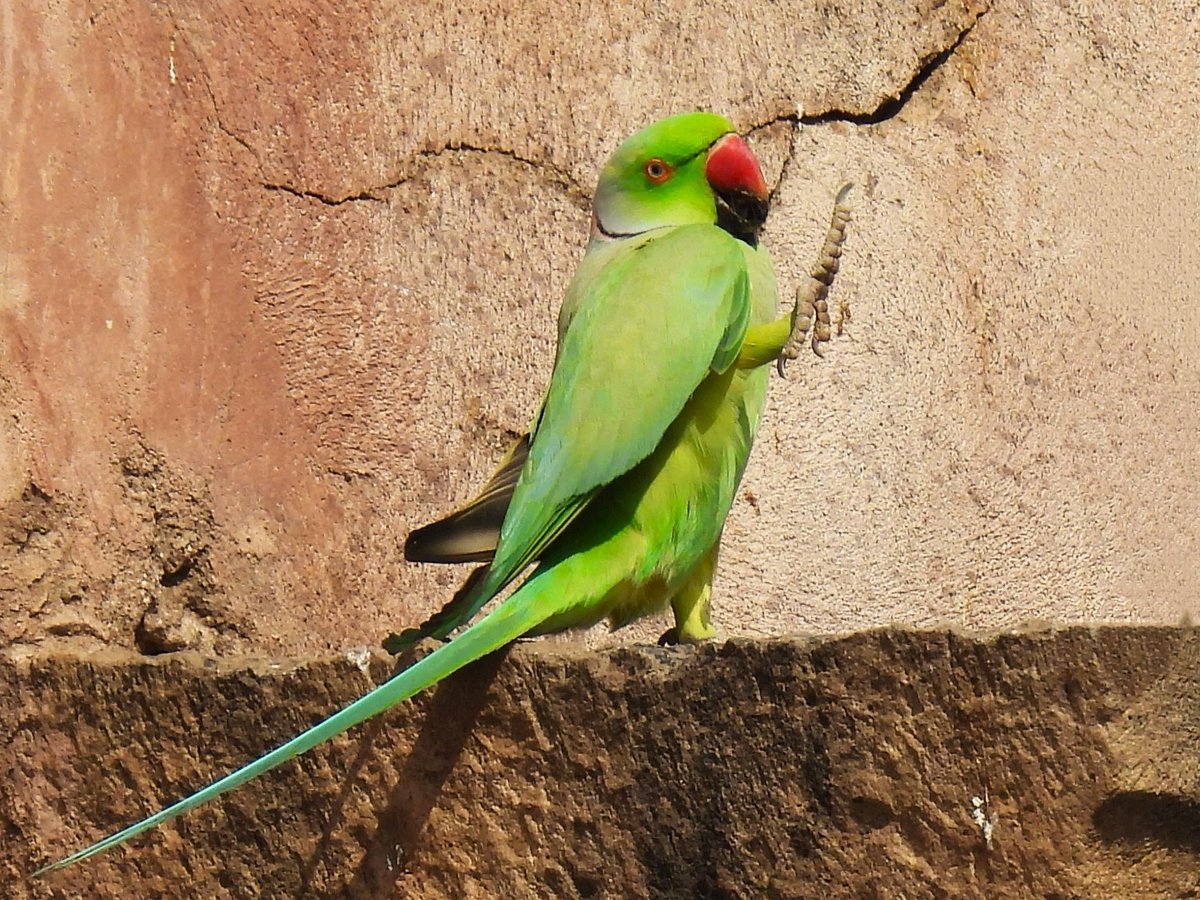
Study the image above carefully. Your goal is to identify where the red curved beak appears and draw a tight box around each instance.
[705,133,769,201]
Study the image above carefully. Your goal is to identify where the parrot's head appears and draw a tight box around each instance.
[592,112,770,246]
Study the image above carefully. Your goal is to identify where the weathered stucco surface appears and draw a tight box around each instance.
[2,0,1196,654]
[8,628,1200,897]
[3,0,1199,895]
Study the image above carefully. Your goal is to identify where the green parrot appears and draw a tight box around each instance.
[35,112,851,876]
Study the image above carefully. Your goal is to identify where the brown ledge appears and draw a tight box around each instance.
[5,626,1199,898]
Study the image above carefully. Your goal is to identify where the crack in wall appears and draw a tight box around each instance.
[752,10,984,201]
[797,12,982,131]
[156,0,587,212]
[212,111,260,167]
[244,11,982,211]
[809,13,983,126]
[162,7,267,177]
[262,144,591,210]
[262,182,386,205]
[437,143,590,205]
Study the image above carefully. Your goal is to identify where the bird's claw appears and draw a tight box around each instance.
[776,182,853,377]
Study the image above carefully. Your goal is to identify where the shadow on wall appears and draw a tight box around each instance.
[1092,791,1200,854]
[305,647,512,896]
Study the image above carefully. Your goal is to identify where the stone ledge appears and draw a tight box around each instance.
[6,626,1199,898]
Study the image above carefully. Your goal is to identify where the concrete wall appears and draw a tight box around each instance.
[3,1,1198,656]
[5,0,1200,894]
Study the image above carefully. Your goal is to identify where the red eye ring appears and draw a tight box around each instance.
[644,158,673,184]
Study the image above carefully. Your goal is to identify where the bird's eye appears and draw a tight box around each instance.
[644,158,673,184]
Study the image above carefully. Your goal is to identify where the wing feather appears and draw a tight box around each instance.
[404,433,530,563]
[480,224,751,600]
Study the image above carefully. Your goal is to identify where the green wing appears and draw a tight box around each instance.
[394,223,752,648]
[480,223,751,601]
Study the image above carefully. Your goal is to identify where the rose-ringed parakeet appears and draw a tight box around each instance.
[35,112,851,875]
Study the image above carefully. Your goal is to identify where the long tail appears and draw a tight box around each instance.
[33,593,548,876]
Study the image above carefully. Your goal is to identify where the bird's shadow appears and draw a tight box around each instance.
[294,645,512,897]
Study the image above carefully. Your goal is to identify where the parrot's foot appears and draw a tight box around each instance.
[778,182,853,376]
[657,625,719,646]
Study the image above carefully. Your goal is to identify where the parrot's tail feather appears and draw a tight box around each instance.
[33,592,549,877]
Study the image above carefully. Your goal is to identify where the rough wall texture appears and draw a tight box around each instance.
[8,628,1200,897]
[4,0,1200,895]
[3,0,1196,655]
